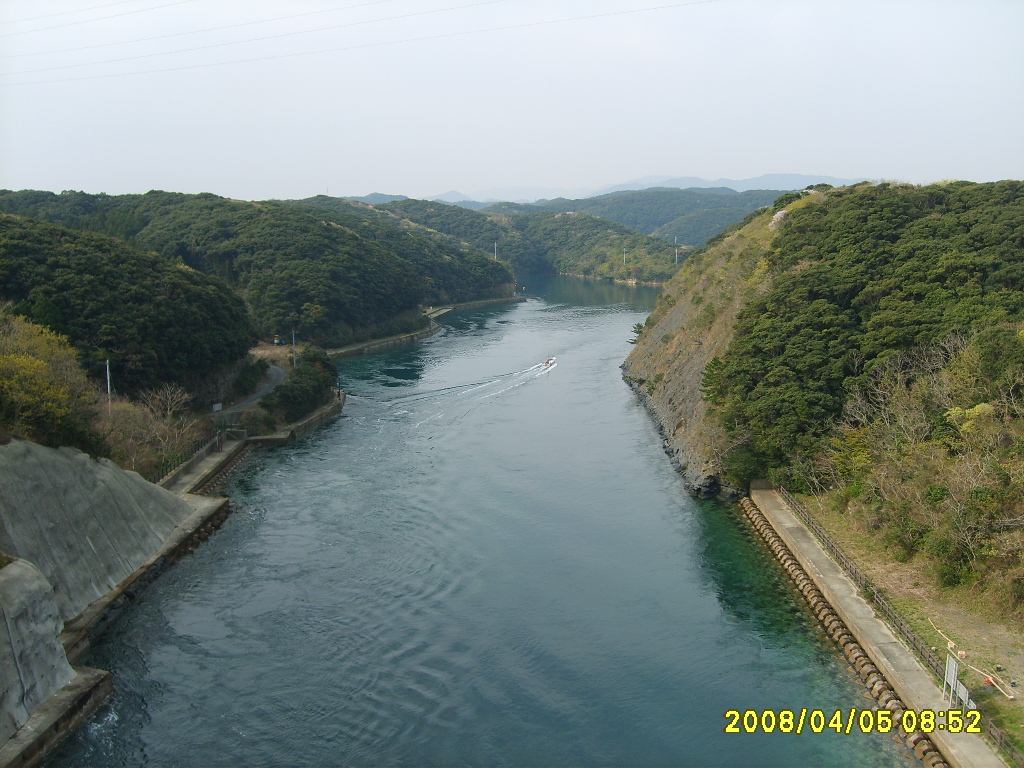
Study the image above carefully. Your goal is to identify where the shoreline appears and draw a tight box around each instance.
[327,296,527,359]
[626,373,1014,764]
[61,397,346,661]
[558,271,667,287]
[744,485,1004,768]
[0,398,346,768]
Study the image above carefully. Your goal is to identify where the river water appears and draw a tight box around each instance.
[48,276,910,767]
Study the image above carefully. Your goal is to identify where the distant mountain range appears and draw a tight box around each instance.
[418,174,867,207]
[342,175,866,209]
[343,192,409,204]
[482,187,787,246]
[595,173,867,195]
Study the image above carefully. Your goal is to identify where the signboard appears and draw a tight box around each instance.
[944,653,976,709]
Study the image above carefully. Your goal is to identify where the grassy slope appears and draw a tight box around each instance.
[622,199,801,492]
[796,489,1024,753]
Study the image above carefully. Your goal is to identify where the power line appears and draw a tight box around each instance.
[0,0,151,26]
[1,0,404,58]
[3,0,514,75]
[0,0,197,38]
[1,0,724,86]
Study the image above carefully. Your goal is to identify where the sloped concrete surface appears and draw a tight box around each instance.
[0,560,74,743]
[0,439,194,621]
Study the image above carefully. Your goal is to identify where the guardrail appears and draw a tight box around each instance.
[147,428,222,484]
[776,486,1024,767]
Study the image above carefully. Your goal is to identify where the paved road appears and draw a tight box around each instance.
[221,365,286,414]
[750,486,1002,768]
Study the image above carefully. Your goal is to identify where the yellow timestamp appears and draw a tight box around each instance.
[724,708,983,735]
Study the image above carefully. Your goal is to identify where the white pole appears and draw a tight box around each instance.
[105,359,111,412]
[494,241,497,260]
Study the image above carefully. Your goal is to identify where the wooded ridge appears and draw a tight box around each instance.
[626,180,1024,609]
[0,189,515,352]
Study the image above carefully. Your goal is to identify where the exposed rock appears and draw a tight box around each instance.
[623,210,778,498]
[683,474,720,499]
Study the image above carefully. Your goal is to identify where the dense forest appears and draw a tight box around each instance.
[0,190,514,349]
[702,181,1024,485]
[374,198,550,273]
[364,197,682,282]
[484,187,785,245]
[508,211,679,282]
[0,214,256,390]
[630,180,1024,603]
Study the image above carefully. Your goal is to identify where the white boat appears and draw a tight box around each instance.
[543,357,556,367]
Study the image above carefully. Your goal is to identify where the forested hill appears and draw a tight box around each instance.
[484,187,787,245]
[367,198,681,283]
[0,190,514,349]
[625,180,1024,603]
[0,214,256,390]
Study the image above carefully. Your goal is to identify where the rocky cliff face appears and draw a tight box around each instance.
[0,439,195,621]
[0,559,75,742]
[622,210,778,498]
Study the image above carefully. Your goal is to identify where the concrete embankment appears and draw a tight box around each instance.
[0,560,110,768]
[247,397,345,446]
[329,297,526,359]
[0,438,236,767]
[0,395,345,766]
[0,441,199,623]
[743,483,1002,768]
[0,560,76,741]
[330,322,441,359]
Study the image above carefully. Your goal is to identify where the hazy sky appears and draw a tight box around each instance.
[1,0,1021,200]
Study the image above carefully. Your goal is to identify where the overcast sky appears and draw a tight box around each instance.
[1,0,1021,201]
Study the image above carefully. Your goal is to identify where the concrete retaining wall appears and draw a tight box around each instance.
[330,325,440,359]
[0,561,74,743]
[742,488,1001,768]
[249,397,344,446]
[0,559,112,768]
[0,666,111,768]
[0,440,196,622]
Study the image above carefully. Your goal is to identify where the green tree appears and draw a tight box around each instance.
[0,308,98,449]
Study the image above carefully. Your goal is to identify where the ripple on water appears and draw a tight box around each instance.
[46,281,908,768]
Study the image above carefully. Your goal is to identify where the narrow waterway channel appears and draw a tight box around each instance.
[48,276,911,767]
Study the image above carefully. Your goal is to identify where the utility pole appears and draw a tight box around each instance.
[292,329,297,368]
[494,241,497,260]
[623,246,626,266]
[105,359,112,413]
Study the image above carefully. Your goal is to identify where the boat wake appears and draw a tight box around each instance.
[372,358,558,427]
